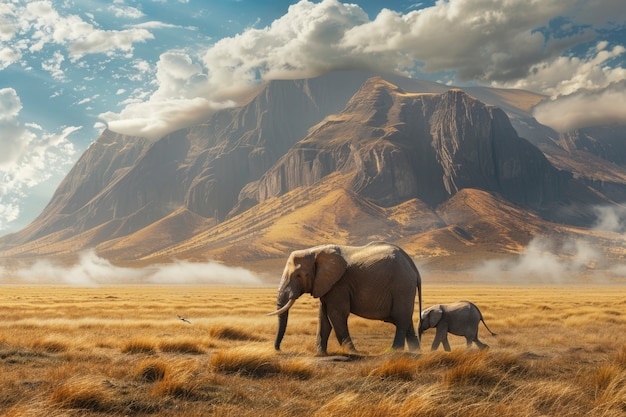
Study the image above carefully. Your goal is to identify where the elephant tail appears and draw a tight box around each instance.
[480,318,497,336]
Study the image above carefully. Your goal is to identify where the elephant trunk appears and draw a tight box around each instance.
[274,311,289,351]
[272,288,295,351]
[274,289,294,350]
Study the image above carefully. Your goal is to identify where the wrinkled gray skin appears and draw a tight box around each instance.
[419,301,497,352]
[269,242,422,355]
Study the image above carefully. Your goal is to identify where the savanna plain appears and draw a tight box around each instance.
[1,280,625,416]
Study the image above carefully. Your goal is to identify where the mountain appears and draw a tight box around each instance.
[1,71,625,273]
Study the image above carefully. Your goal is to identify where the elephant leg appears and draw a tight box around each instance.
[316,302,332,356]
[327,310,356,352]
[405,322,420,351]
[431,338,440,351]
[442,335,451,352]
[431,325,443,351]
[433,325,450,351]
[464,335,473,348]
[474,337,489,350]
[391,326,406,350]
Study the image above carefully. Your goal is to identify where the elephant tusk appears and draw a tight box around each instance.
[267,298,295,316]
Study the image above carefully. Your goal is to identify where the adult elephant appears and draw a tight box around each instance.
[268,242,422,355]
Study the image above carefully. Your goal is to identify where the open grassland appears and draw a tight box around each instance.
[1,284,625,416]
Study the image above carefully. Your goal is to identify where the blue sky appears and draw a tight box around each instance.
[1,0,625,235]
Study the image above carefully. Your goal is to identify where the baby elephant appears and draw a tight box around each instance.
[420,301,497,351]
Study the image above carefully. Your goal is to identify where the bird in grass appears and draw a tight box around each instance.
[176,314,191,324]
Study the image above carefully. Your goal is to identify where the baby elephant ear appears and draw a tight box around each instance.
[312,247,347,298]
[426,305,443,328]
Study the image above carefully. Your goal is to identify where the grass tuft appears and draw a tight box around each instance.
[365,354,419,381]
[121,338,157,354]
[159,339,205,355]
[444,351,500,388]
[210,346,280,378]
[135,359,170,382]
[50,377,111,412]
[614,345,626,368]
[280,358,316,380]
[209,325,260,341]
[31,337,70,353]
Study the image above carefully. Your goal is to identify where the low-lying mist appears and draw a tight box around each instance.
[0,250,263,286]
[475,237,606,284]
[475,205,626,284]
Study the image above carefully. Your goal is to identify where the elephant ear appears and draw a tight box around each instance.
[426,305,443,328]
[311,247,347,298]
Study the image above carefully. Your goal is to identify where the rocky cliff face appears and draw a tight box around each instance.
[244,79,569,212]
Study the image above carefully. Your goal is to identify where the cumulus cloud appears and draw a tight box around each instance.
[493,41,626,131]
[108,4,144,20]
[532,81,626,132]
[97,0,626,139]
[0,46,21,70]
[0,88,31,169]
[67,27,153,60]
[0,250,262,286]
[0,0,153,63]
[0,88,78,231]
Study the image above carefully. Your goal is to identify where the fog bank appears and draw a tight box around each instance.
[0,250,262,286]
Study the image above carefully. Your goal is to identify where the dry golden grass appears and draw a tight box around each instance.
[0,284,625,416]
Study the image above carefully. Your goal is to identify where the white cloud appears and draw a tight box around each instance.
[99,0,626,139]
[0,3,18,41]
[67,27,153,60]
[1,249,262,286]
[492,41,626,131]
[132,21,182,30]
[101,96,215,140]
[153,51,203,99]
[502,42,626,97]
[0,88,30,168]
[532,81,626,132]
[108,4,144,19]
[41,50,66,80]
[0,46,21,70]
[0,89,78,232]
[0,0,155,67]
[0,88,22,121]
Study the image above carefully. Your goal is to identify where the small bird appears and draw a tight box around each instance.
[176,314,191,324]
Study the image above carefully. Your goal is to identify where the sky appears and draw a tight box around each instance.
[1,0,625,236]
